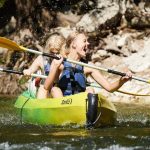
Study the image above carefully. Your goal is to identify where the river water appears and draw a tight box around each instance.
[0,96,149,150]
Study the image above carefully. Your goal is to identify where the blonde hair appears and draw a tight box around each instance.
[45,32,65,53]
[60,43,69,58]
[65,30,87,50]
[59,32,79,57]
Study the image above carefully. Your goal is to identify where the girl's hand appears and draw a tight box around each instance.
[21,69,31,82]
[23,69,32,76]
[120,71,132,83]
[51,55,63,69]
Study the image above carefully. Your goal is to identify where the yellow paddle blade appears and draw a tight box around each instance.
[0,37,26,51]
[19,45,27,51]
[0,42,14,50]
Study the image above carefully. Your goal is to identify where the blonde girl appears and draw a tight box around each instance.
[44,31,132,97]
[23,32,65,98]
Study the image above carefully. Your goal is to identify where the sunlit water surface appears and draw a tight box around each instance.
[0,96,149,150]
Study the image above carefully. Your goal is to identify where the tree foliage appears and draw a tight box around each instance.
[0,0,6,8]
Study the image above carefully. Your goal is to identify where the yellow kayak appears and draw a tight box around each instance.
[14,91,117,127]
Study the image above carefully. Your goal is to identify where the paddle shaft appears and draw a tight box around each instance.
[17,48,150,84]
[22,48,60,60]
[0,68,47,79]
[1,67,150,97]
[0,68,100,87]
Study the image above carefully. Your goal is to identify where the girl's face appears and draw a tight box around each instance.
[73,34,89,58]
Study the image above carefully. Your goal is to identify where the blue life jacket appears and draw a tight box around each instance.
[58,61,86,96]
[44,63,50,76]
[40,57,51,84]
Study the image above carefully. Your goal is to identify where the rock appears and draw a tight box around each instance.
[0,47,7,54]
[102,55,122,68]
[116,33,131,48]
[91,53,101,62]
[52,26,75,38]
[0,74,26,95]
[19,28,33,42]
[76,1,120,32]
[4,16,17,33]
[124,38,150,72]
[125,7,150,28]
[97,49,108,57]
[57,12,81,27]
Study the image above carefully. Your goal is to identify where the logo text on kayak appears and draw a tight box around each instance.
[61,98,72,105]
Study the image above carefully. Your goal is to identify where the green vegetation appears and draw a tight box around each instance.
[0,0,6,8]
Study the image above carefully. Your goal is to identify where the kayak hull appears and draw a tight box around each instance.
[14,91,117,127]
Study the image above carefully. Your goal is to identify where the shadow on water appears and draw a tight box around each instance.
[0,96,150,150]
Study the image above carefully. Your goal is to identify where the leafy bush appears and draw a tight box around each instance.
[0,0,6,8]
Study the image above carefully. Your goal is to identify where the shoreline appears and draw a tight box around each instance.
[0,94,17,99]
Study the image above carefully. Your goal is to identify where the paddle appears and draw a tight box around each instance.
[87,82,150,96]
[0,37,59,60]
[0,37,150,84]
[0,67,96,86]
[0,67,47,79]
[1,67,150,96]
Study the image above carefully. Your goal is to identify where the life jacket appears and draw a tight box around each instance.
[35,57,51,86]
[58,61,86,96]
[44,60,51,76]
[28,57,51,98]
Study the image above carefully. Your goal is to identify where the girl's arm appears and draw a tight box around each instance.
[84,67,132,92]
[44,57,63,90]
[23,55,43,75]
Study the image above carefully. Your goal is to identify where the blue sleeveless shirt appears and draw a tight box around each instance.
[44,62,50,76]
[40,57,51,84]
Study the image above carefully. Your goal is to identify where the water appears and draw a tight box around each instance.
[0,96,150,150]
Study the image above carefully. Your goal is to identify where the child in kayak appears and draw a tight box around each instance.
[44,31,132,97]
[23,32,65,98]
